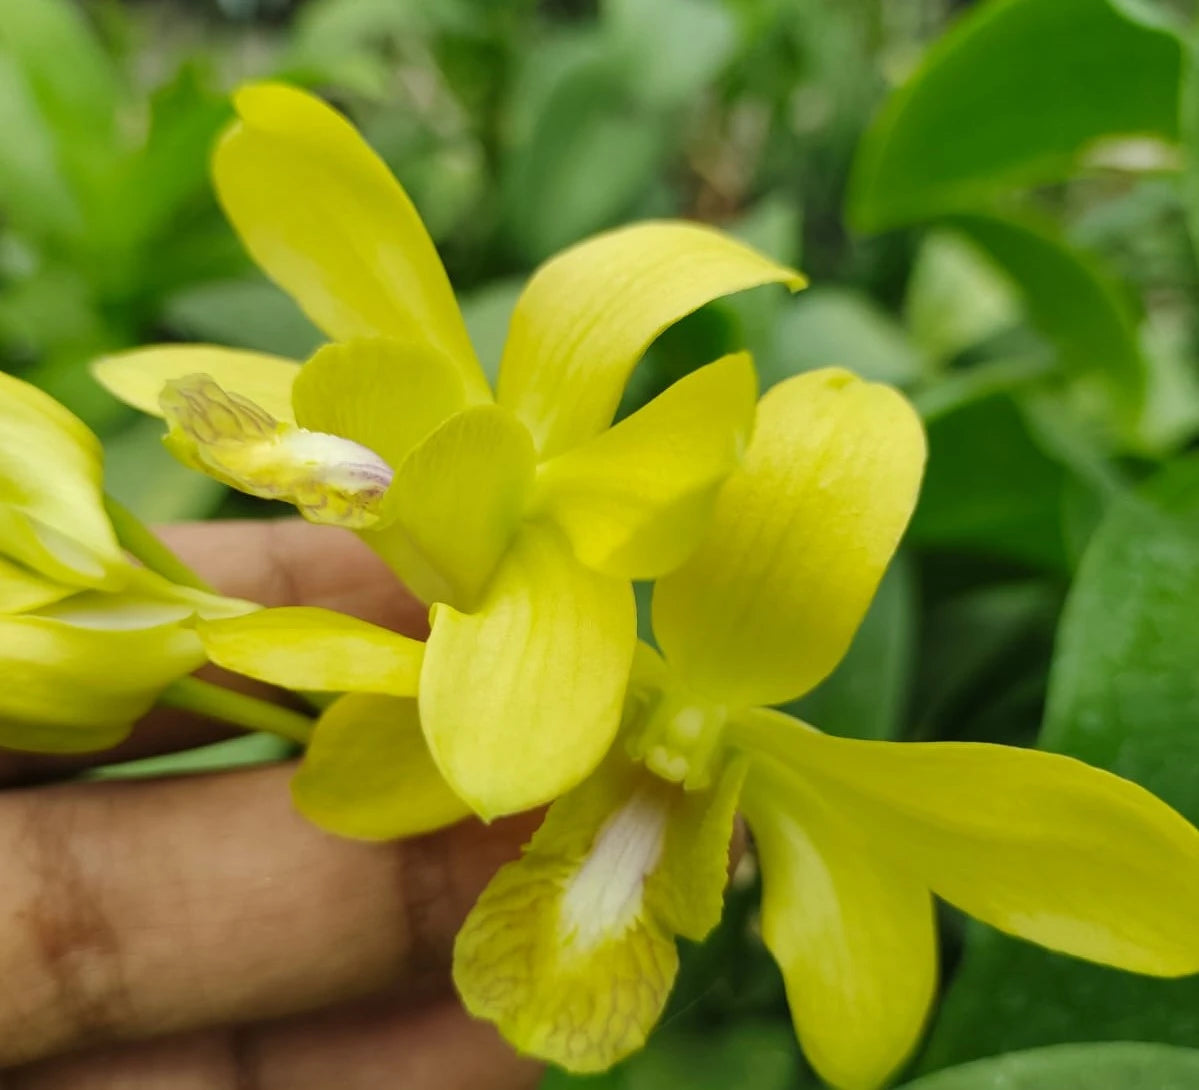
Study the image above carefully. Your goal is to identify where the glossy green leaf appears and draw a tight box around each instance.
[921,458,1199,1069]
[908,394,1073,571]
[903,1043,1199,1090]
[850,0,1182,231]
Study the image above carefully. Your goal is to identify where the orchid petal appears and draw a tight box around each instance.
[497,221,804,458]
[654,369,926,709]
[92,344,300,422]
[198,607,423,696]
[0,612,203,752]
[734,708,1199,977]
[291,338,466,470]
[365,405,535,610]
[213,83,488,400]
[533,352,757,579]
[0,557,74,614]
[419,524,635,819]
[293,694,470,840]
[0,372,123,586]
[742,762,936,1090]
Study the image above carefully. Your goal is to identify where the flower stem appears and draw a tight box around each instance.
[104,495,214,593]
[158,677,314,746]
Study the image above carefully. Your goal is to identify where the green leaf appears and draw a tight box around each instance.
[104,418,227,523]
[904,1043,1199,1090]
[0,0,122,146]
[945,213,1147,428]
[1109,0,1191,32]
[912,357,1053,423]
[905,229,1021,368]
[910,580,1060,747]
[849,0,1182,231]
[163,279,322,361]
[1178,24,1199,266]
[501,52,663,260]
[540,1021,805,1090]
[0,0,125,233]
[792,554,916,741]
[763,287,927,388]
[908,394,1074,571]
[604,0,736,110]
[0,56,82,240]
[283,0,429,95]
[1043,458,1199,815]
[920,458,1199,1069]
[116,64,232,251]
[459,277,524,387]
[721,195,804,376]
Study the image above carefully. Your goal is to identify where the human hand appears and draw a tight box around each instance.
[0,520,542,1090]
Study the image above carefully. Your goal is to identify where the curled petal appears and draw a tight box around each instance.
[532,352,758,579]
[654,369,926,709]
[733,708,1199,977]
[293,694,470,840]
[213,83,488,400]
[497,220,804,458]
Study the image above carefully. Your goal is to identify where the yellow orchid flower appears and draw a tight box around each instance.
[0,372,251,752]
[93,81,805,820]
[448,368,1199,1088]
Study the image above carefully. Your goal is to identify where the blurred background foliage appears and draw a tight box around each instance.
[6,0,1199,1086]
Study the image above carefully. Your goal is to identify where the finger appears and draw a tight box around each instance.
[0,519,427,786]
[158,519,428,637]
[0,762,539,1067]
[6,1000,542,1090]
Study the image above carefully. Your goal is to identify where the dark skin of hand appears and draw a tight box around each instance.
[0,520,542,1090]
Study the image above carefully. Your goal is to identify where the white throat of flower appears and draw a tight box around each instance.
[558,785,671,954]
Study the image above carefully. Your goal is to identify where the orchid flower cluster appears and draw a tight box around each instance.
[5,83,1199,1090]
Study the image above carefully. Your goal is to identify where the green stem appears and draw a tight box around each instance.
[104,495,214,593]
[158,677,314,746]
